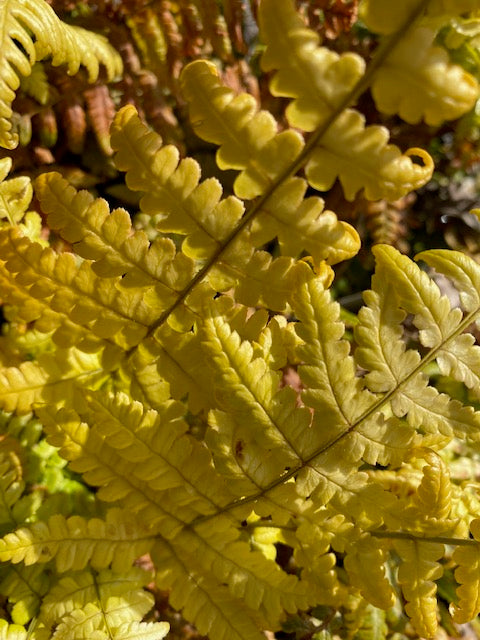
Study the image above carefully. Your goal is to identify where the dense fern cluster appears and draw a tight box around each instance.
[2,1,480,639]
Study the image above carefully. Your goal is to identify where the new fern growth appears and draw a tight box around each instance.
[1,0,480,639]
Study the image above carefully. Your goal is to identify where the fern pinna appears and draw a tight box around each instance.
[0,0,480,638]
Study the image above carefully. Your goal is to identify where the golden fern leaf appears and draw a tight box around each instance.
[355,246,480,443]
[0,0,121,149]
[0,509,155,572]
[0,450,24,531]
[410,450,453,523]
[451,519,480,623]
[109,105,355,312]
[39,567,163,637]
[258,0,434,201]
[0,228,157,350]
[395,540,444,638]
[180,61,360,260]
[412,249,480,392]
[19,62,49,105]
[344,535,395,610]
[260,0,365,131]
[371,26,479,125]
[0,348,107,414]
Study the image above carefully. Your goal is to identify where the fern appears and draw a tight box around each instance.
[0,0,121,150]
[1,1,480,639]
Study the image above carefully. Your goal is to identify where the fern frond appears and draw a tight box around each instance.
[355,245,480,442]
[0,564,49,625]
[257,0,434,201]
[41,389,234,519]
[110,105,357,297]
[304,109,433,201]
[0,348,107,414]
[35,170,195,288]
[344,535,395,610]
[110,105,246,260]
[0,0,122,149]
[413,248,480,393]
[410,450,452,523]
[0,509,155,572]
[395,540,444,638]
[371,26,479,125]
[451,519,480,623]
[152,537,281,640]
[292,268,417,476]
[259,0,364,131]
[126,331,213,414]
[180,59,299,199]
[39,567,156,630]
[0,228,156,350]
[169,524,314,629]
[38,406,175,528]
[181,60,359,255]
[46,601,106,639]
[348,603,389,640]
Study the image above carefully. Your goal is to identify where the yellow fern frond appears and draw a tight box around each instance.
[0,348,106,414]
[260,0,364,131]
[0,228,157,350]
[355,245,480,442]
[39,389,235,527]
[292,268,416,473]
[257,0,433,201]
[153,532,313,640]
[153,538,266,640]
[110,106,246,261]
[109,105,357,310]
[451,519,480,623]
[289,513,351,606]
[180,61,360,261]
[395,540,444,638]
[413,249,480,393]
[411,450,452,522]
[35,171,197,294]
[19,62,49,105]
[344,535,395,610]
[39,567,161,636]
[371,26,479,125]
[304,109,433,201]
[181,59,302,200]
[0,509,155,572]
[0,0,122,149]
[129,328,216,414]
[0,450,23,531]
